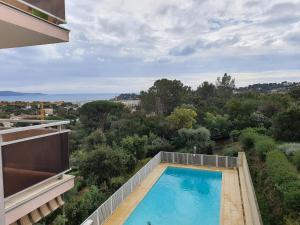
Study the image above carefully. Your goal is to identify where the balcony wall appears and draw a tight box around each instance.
[1,131,69,197]
[22,0,65,21]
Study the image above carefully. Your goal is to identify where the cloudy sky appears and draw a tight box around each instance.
[1,0,300,93]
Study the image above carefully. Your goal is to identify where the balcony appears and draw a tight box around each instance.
[0,120,74,225]
[0,0,69,49]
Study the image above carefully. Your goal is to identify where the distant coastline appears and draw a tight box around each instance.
[0,93,119,104]
[0,91,45,96]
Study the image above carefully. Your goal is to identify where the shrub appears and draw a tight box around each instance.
[178,127,211,152]
[121,135,148,160]
[240,129,260,150]
[272,107,300,142]
[254,137,276,160]
[223,146,239,157]
[266,151,300,211]
[230,129,241,142]
[266,151,298,186]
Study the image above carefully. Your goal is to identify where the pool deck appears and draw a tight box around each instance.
[103,163,244,225]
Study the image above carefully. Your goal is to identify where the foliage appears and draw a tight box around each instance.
[266,151,300,211]
[178,127,212,153]
[64,185,106,225]
[78,146,135,185]
[254,136,276,160]
[121,135,148,160]
[84,129,106,150]
[215,73,235,99]
[223,146,239,157]
[230,129,241,142]
[204,112,232,140]
[140,79,190,115]
[272,106,300,141]
[166,106,197,130]
[79,100,125,132]
[239,128,260,150]
[289,86,300,100]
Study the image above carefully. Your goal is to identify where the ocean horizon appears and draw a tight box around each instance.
[0,93,120,104]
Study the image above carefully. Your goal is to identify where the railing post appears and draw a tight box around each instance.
[186,153,188,164]
[216,155,219,168]
[110,197,113,215]
[226,156,229,168]
[201,154,204,166]
[96,209,100,225]
[122,187,124,201]
[0,135,5,225]
[172,152,175,164]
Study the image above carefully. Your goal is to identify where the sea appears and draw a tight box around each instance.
[0,93,119,104]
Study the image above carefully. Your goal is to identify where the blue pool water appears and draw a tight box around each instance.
[123,167,222,225]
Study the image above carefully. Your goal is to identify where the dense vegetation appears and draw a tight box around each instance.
[34,74,300,225]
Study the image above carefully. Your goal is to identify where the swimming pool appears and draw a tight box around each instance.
[123,167,222,225]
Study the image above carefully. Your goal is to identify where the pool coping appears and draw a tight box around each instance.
[103,163,244,225]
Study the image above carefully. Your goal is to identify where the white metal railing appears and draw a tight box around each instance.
[81,151,238,225]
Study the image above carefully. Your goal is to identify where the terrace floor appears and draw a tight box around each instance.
[104,163,244,225]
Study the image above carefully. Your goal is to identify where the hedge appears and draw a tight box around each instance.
[266,150,300,211]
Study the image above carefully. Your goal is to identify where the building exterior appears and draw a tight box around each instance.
[0,1,73,224]
[0,120,74,225]
[0,0,69,49]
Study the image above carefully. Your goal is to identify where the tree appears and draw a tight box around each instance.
[140,79,190,115]
[272,107,300,141]
[178,127,212,153]
[79,101,125,132]
[84,129,106,150]
[195,81,216,101]
[78,146,135,185]
[204,112,232,140]
[121,135,148,160]
[166,107,197,130]
[216,73,235,98]
[289,86,300,101]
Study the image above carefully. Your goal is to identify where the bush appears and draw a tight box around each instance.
[223,146,239,157]
[240,129,260,150]
[254,137,276,160]
[178,127,211,152]
[272,107,300,142]
[230,129,241,142]
[266,151,300,211]
[121,135,148,160]
[110,176,126,191]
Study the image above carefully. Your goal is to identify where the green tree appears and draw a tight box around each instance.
[272,107,300,141]
[289,86,300,101]
[84,129,106,150]
[121,135,148,160]
[216,73,235,98]
[204,112,232,140]
[140,79,190,115]
[178,127,212,153]
[78,146,135,185]
[79,101,125,132]
[166,107,197,130]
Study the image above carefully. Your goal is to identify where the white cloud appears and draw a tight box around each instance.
[0,0,300,93]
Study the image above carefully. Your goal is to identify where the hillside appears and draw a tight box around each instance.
[237,81,300,93]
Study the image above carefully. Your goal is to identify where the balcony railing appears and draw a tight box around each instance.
[1,0,66,24]
[0,120,70,198]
